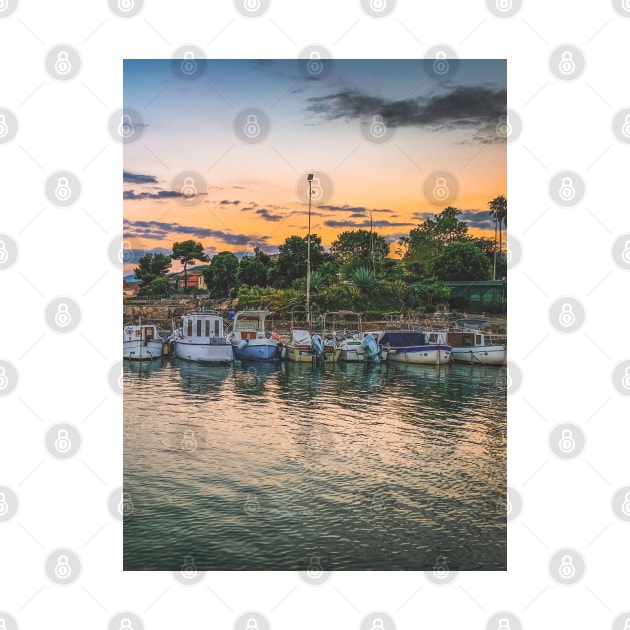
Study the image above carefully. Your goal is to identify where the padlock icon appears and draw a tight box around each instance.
[559,428,575,453]
[621,492,630,516]
[118,368,124,391]
[505,493,513,516]
[245,619,260,630]
[307,554,323,578]
[558,177,575,201]
[119,618,134,630]
[433,51,449,75]
[54,302,72,327]
[624,0,630,11]
[432,176,449,201]
[244,0,261,10]
[119,240,133,263]
[558,303,575,327]
[621,366,630,390]
[181,51,197,76]
[623,619,630,630]
[244,113,261,138]
[307,51,324,76]
[181,177,197,198]
[118,114,134,138]
[496,114,511,138]
[369,114,386,138]
[119,492,134,515]
[497,618,511,630]
[558,554,575,579]
[118,0,134,11]
[54,554,72,579]
[245,493,260,514]
[181,555,197,578]
[55,51,72,76]
[496,0,512,11]
[310,176,323,200]
[371,618,385,630]
[369,0,386,11]
[433,555,449,578]
[55,429,72,453]
[559,51,576,75]
[0,492,8,515]
[0,114,8,138]
[181,429,196,451]
[0,0,8,11]
[0,240,8,264]
[55,177,72,201]
[0,366,8,390]
[621,241,630,264]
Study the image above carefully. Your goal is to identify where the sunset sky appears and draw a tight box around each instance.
[123,58,506,274]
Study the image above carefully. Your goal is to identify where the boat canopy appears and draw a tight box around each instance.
[456,318,488,329]
[380,332,425,347]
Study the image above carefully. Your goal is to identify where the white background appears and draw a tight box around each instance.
[1,0,629,628]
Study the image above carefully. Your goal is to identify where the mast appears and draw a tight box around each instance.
[306,173,313,319]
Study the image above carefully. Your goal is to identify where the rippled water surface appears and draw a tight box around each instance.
[124,358,506,571]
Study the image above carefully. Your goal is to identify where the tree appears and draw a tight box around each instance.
[171,240,210,291]
[351,266,378,294]
[401,207,470,276]
[276,234,325,288]
[236,247,270,288]
[133,252,172,287]
[150,276,171,296]
[488,195,507,279]
[433,242,492,281]
[330,229,389,268]
[204,251,239,298]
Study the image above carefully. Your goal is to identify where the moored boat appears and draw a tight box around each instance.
[281,309,341,363]
[123,324,167,361]
[323,310,387,364]
[170,310,233,364]
[227,309,279,361]
[368,329,451,365]
[448,318,506,366]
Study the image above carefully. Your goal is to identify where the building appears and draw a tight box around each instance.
[442,280,506,314]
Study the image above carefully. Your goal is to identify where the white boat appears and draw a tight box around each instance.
[368,329,452,365]
[448,318,506,366]
[227,309,279,361]
[323,311,387,364]
[123,324,166,361]
[170,310,233,364]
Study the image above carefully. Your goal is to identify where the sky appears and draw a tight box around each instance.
[123,58,506,274]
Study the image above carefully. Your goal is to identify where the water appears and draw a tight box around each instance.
[124,357,506,571]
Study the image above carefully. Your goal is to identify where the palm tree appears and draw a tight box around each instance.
[488,195,507,279]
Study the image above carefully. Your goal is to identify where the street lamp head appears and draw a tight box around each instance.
[307,173,313,182]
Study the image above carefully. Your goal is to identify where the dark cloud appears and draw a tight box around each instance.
[324,219,415,229]
[255,208,283,222]
[318,204,393,214]
[123,219,270,246]
[123,172,158,184]
[219,199,240,205]
[123,189,185,200]
[411,209,496,230]
[306,85,507,144]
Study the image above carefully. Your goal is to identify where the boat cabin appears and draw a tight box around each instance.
[232,310,271,341]
[180,312,226,341]
[123,324,159,343]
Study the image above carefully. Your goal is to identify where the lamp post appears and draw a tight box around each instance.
[306,173,313,318]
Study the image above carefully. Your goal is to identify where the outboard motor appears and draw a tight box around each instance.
[311,334,326,362]
[361,334,382,365]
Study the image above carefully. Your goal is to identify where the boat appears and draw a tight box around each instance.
[281,309,341,363]
[367,329,452,365]
[323,310,387,364]
[448,318,506,366]
[227,309,279,361]
[170,310,233,364]
[123,323,167,360]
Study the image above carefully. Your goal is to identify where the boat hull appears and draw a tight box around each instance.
[283,346,341,363]
[339,343,364,362]
[123,339,165,361]
[233,339,279,361]
[451,345,506,365]
[173,340,233,363]
[385,344,451,365]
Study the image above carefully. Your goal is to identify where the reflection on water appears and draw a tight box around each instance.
[124,358,506,571]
